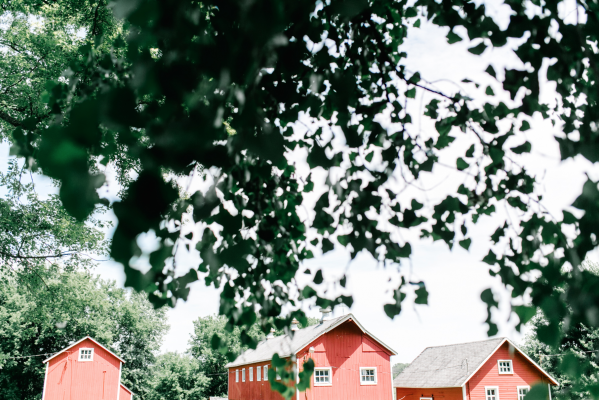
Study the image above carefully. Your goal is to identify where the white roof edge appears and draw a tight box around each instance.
[43,336,125,364]
[226,313,397,368]
[225,354,293,368]
[120,383,135,395]
[458,338,559,387]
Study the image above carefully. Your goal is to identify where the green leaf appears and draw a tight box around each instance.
[406,88,416,98]
[456,157,469,171]
[446,31,463,44]
[313,270,324,285]
[511,141,531,154]
[459,238,471,250]
[468,42,487,55]
[485,86,495,96]
[365,151,374,162]
[485,65,497,78]
[465,144,475,158]
[520,120,531,131]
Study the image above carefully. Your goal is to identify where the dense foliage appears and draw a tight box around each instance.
[0,268,168,400]
[2,0,599,397]
[392,363,409,379]
[146,353,209,400]
[522,261,599,400]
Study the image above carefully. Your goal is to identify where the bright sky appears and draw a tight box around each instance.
[3,2,599,366]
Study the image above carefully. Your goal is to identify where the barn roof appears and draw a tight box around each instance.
[120,383,135,395]
[43,336,125,364]
[225,313,396,368]
[393,337,558,388]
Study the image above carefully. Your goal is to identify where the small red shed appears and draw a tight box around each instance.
[226,311,397,400]
[41,336,125,400]
[119,383,134,400]
[394,337,558,400]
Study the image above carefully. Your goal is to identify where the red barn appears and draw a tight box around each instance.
[41,336,127,400]
[226,310,397,400]
[394,338,558,400]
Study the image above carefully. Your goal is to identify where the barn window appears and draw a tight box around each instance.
[257,365,261,381]
[314,367,332,386]
[485,386,499,400]
[236,369,239,382]
[264,365,269,380]
[250,367,253,381]
[242,368,246,382]
[78,348,94,362]
[497,360,513,374]
[518,386,530,400]
[359,367,377,385]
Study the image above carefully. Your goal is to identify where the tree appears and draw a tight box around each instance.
[3,0,599,397]
[392,363,409,379]
[0,268,168,400]
[522,261,599,400]
[146,353,210,400]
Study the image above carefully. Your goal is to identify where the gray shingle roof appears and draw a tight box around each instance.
[393,337,505,388]
[225,313,396,368]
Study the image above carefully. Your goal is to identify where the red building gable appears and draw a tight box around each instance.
[394,338,558,400]
[226,312,396,400]
[42,337,125,400]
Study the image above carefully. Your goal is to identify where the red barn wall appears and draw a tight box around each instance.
[467,342,551,400]
[297,320,393,400]
[396,387,463,400]
[228,360,287,400]
[120,385,133,400]
[43,338,121,400]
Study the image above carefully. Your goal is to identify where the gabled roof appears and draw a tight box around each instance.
[393,337,558,388]
[225,313,396,368]
[43,336,125,364]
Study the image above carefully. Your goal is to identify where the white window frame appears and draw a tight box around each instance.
[264,365,269,381]
[359,367,377,385]
[313,367,332,387]
[236,369,239,383]
[485,386,500,400]
[421,398,433,400]
[78,348,94,362]
[257,365,261,381]
[518,386,530,400]
[242,368,246,382]
[250,367,253,381]
[497,360,513,374]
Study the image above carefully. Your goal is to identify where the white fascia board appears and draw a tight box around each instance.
[43,336,125,364]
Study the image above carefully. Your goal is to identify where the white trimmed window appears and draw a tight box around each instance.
[485,386,499,400]
[257,365,261,381]
[78,348,94,361]
[236,369,239,383]
[264,365,269,380]
[498,360,513,374]
[314,367,332,386]
[518,386,530,400]
[250,367,253,381]
[420,398,433,400]
[242,368,246,382]
[360,367,377,385]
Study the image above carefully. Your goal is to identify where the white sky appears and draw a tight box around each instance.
[3,4,599,366]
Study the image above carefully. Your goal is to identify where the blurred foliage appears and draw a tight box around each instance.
[0,267,168,400]
[523,260,599,400]
[1,0,599,397]
[146,353,210,400]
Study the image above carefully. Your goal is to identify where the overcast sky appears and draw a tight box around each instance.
[4,2,599,366]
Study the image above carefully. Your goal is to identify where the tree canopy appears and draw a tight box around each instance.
[2,0,599,397]
[0,268,168,400]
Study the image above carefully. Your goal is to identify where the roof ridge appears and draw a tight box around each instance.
[422,336,506,350]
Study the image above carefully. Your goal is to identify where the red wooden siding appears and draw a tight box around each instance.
[228,360,286,400]
[297,320,393,400]
[467,342,551,400]
[43,338,121,400]
[396,387,463,400]
[228,320,393,400]
[120,385,133,400]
